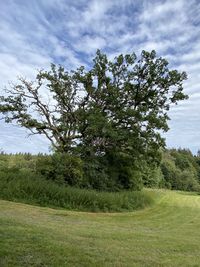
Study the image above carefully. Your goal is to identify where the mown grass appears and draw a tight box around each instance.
[0,170,154,212]
[0,189,200,266]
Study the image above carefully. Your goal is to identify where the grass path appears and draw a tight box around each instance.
[0,190,200,266]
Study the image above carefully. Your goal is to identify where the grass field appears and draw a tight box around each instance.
[0,189,200,267]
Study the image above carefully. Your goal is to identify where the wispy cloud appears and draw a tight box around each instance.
[0,0,200,153]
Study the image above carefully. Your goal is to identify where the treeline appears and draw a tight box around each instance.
[0,148,200,192]
[160,149,200,192]
[143,148,200,192]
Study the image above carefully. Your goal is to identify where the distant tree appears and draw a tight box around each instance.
[0,50,188,190]
[161,149,200,192]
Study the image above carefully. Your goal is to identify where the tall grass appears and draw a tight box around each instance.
[0,168,154,212]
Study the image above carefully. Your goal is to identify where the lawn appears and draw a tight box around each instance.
[0,189,200,267]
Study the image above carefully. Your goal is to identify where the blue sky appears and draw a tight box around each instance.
[0,0,200,154]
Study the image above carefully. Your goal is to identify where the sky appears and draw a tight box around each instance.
[0,0,200,154]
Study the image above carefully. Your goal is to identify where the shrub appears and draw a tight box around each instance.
[36,153,83,187]
[82,152,144,191]
[0,169,154,212]
[142,165,165,188]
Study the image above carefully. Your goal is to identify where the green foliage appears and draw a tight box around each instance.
[0,168,153,212]
[161,149,200,192]
[1,150,200,193]
[160,156,178,188]
[106,152,143,191]
[36,153,83,186]
[0,50,188,190]
[82,152,144,191]
[82,156,111,191]
[52,153,83,186]
[0,152,37,171]
[35,154,54,179]
[142,163,165,188]
[176,170,200,192]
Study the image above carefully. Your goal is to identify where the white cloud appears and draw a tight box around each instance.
[74,35,106,54]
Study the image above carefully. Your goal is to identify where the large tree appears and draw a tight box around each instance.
[0,50,188,189]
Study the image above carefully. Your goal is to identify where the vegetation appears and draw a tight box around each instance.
[161,148,200,192]
[0,49,198,266]
[0,50,188,190]
[1,190,200,267]
[0,148,200,206]
[0,167,153,212]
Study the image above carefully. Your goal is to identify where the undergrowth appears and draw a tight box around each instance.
[0,168,154,212]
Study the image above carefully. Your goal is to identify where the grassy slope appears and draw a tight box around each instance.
[0,189,200,267]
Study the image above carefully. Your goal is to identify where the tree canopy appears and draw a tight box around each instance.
[0,50,188,190]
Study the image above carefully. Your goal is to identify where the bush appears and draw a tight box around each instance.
[142,165,165,188]
[107,152,143,191]
[82,156,112,191]
[0,168,154,212]
[82,152,143,191]
[160,159,178,189]
[36,153,83,187]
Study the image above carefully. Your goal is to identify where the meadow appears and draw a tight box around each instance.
[1,189,200,267]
